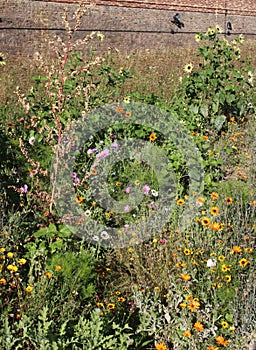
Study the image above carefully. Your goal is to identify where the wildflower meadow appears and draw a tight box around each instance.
[0,3,255,350]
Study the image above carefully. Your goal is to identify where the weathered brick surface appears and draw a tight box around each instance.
[1,0,256,56]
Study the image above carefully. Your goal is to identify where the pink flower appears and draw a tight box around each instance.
[124,205,131,212]
[20,184,28,193]
[143,184,150,194]
[125,187,131,194]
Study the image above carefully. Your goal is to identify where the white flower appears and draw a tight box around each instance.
[92,235,99,242]
[101,231,110,240]
[207,259,217,268]
[85,210,91,216]
[151,189,158,197]
[29,136,35,145]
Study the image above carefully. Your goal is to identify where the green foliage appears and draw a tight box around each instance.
[171,27,255,133]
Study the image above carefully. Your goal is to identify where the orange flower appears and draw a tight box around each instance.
[155,343,168,350]
[188,299,200,311]
[45,272,52,278]
[207,346,219,350]
[216,336,229,346]
[0,278,6,285]
[116,106,123,113]
[232,245,242,253]
[211,192,219,199]
[194,321,204,331]
[55,265,61,271]
[181,274,191,281]
[183,330,192,337]
[210,222,222,230]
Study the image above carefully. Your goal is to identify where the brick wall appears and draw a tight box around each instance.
[1,0,256,57]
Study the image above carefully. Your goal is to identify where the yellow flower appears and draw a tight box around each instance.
[183,248,192,255]
[149,133,157,142]
[194,321,204,331]
[134,180,140,186]
[207,28,215,36]
[0,52,6,66]
[26,286,33,293]
[221,264,231,272]
[0,278,6,285]
[195,34,202,42]
[210,206,220,216]
[207,346,219,350]
[245,247,253,253]
[184,63,193,74]
[107,303,115,310]
[218,255,225,262]
[221,321,229,329]
[201,217,211,227]
[183,330,192,337]
[18,258,27,265]
[118,297,126,302]
[0,248,5,253]
[215,24,222,33]
[76,196,83,203]
[55,265,61,271]
[239,258,249,267]
[7,264,18,272]
[155,343,168,350]
[116,181,122,187]
[180,303,187,309]
[176,199,185,205]
[97,302,104,308]
[196,197,205,205]
[225,275,232,282]
[224,197,233,204]
[7,252,14,258]
[123,96,130,103]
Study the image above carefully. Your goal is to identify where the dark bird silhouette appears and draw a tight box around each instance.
[171,13,184,29]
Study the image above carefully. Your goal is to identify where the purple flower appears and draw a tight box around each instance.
[72,172,80,184]
[111,142,119,149]
[96,149,110,159]
[110,134,115,140]
[143,184,150,195]
[125,187,131,194]
[87,147,98,155]
[159,239,166,244]
[20,184,28,193]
